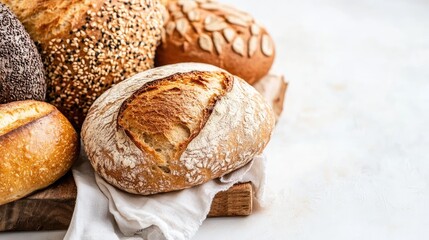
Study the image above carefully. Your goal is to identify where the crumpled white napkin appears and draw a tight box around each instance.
[64,149,267,240]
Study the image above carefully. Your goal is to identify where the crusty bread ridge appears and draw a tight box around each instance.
[82,63,275,195]
[0,101,79,205]
[0,0,164,129]
[117,71,234,173]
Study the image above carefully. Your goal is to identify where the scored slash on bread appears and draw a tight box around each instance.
[82,63,275,195]
[117,71,234,175]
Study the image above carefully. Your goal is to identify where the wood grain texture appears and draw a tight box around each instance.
[0,174,252,231]
[208,182,253,217]
[0,172,76,231]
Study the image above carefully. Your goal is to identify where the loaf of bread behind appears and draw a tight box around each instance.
[0,3,46,103]
[82,63,275,195]
[0,101,79,205]
[0,0,164,129]
[156,0,275,84]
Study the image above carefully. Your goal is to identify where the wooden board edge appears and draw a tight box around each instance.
[0,181,253,231]
[0,199,75,231]
[208,182,253,217]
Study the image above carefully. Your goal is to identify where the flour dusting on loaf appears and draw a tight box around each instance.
[82,63,275,194]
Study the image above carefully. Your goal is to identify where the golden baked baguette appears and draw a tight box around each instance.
[82,63,275,195]
[0,0,164,129]
[0,100,79,205]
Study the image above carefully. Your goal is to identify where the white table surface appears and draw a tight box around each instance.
[2,0,429,239]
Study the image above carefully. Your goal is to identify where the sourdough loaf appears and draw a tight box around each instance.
[0,3,46,103]
[82,63,275,195]
[156,0,275,84]
[0,100,79,205]
[0,0,164,129]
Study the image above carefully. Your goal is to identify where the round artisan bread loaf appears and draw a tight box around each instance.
[0,100,79,205]
[82,63,275,195]
[156,0,275,84]
[0,0,164,129]
[0,3,46,103]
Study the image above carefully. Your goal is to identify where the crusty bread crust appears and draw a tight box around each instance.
[0,101,79,205]
[0,0,104,42]
[155,0,275,84]
[82,63,275,195]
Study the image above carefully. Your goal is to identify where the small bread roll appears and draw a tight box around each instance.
[0,0,164,129]
[156,0,275,84]
[0,3,46,103]
[82,63,275,195]
[0,100,79,205]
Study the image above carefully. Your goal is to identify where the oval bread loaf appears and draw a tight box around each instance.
[0,3,46,103]
[156,0,275,84]
[0,100,79,205]
[0,0,164,129]
[82,63,275,195]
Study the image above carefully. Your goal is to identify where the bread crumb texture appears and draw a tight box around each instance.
[118,71,233,175]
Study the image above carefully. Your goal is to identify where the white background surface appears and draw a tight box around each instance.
[2,0,429,239]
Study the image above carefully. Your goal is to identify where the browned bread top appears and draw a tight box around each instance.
[82,63,275,195]
[0,0,104,42]
[118,71,233,175]
[156,0,275,84]
[0,100,52,135]
[0,100,79,205]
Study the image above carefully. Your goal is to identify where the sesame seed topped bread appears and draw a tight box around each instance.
[0,0,164,129]
[156,0,275,84]
[0,3,46,103]
[82,63,275,195]
[0,100,79,205]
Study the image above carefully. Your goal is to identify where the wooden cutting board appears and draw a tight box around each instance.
[0,75,287,232]
[0,173,253,231]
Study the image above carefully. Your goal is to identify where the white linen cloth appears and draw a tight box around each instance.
[64,149,267,240]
